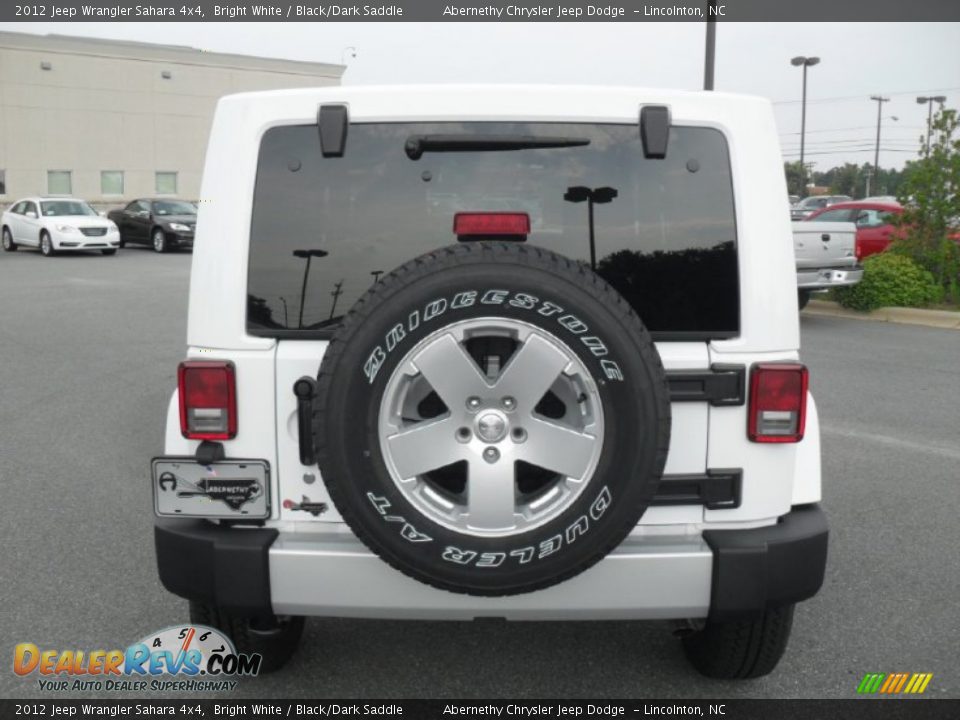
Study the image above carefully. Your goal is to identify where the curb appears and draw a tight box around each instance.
[803,300,960,330]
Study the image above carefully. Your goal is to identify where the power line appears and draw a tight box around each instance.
[779,124,923,136]
[781,137,920,147]
[782,148,918,157]
[771,86,960,106]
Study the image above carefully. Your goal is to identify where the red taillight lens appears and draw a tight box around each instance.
[453,212,530,237]
[178,361,237,440]
[748,363,808,443]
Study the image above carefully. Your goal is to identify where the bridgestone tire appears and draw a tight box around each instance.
[188,601,304,674]
[313,242,671,596]
[681,604,796,679]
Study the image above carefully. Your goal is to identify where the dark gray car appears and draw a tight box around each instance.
[108,198,197,253]
[790,195,852,221]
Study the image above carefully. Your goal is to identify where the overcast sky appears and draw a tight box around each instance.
[5,21,959,171]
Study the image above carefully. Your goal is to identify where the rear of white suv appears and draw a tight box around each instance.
[153,86,827,678]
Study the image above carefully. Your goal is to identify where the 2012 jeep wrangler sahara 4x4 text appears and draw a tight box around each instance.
[153,86,828,679]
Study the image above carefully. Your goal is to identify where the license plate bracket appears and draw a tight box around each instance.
[152,457,270,519]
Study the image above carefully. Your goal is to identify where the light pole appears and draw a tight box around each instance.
[563,186,618,269]
[790,56,820,197]
[292,249,329,329]
[703,0,717,91]
[916,95,946,155]
[870,95,890,186]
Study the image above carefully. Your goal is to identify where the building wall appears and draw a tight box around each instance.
[0,32,343,206]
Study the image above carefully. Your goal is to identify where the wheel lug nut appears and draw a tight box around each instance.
[511,427,527,443]
[501,396,516,411]
[456,427,472,443]
[483,447,500,463]
[466,396,482,411]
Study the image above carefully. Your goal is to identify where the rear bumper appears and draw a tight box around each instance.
[797,266,863,289]
[155,504,827,622]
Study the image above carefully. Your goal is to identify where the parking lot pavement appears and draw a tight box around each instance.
[1,248,957,699]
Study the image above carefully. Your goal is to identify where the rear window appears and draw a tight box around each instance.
[248,122,739,338]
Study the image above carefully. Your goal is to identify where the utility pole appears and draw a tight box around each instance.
[328,279,344,320]
[791,56,820,197]
[870,95,890,185]
[703,0,717,91]
[916,95,946,155]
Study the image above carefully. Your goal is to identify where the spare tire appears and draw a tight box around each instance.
[313,242,670,596]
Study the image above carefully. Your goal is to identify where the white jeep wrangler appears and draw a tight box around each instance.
[153,86,828,679]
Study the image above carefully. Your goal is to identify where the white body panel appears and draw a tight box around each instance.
[164,86,821,619]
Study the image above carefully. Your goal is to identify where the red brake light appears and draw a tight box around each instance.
[453,212,530,238]
[748,363,808,443]
[178,361,237,440]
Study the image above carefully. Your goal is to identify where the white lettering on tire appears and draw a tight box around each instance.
[451,291,477,309]
[424,298,447,322]
[385,323,406,352]
[438,486,612,568]
[442,546,477,565]
[362,289,624,385]
[480,289,509,305]
[366,493,433,543]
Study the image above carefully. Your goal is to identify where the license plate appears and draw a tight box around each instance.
[152,458,270,519]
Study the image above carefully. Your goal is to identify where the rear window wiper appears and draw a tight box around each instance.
[404,134,590,160]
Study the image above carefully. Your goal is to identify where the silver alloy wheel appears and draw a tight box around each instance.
[2,229,11,250]
[153,229,165,252]
[378,317,604,537]
[41,233,51,255]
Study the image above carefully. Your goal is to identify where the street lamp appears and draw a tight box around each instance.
[917,95,947,155]
[563,186,618,269]
[790,56,820,197]
[292,248,329,329]
[870,95,891,188]
[341,46,357,65]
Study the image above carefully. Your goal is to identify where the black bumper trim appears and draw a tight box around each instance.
[703,504,829,622]
[155,519,276,617]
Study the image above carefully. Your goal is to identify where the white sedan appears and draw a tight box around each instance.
[2,197,121,256]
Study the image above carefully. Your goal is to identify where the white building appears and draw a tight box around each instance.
[0,31,343,205]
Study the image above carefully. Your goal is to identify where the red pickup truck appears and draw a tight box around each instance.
[805,201,960,260]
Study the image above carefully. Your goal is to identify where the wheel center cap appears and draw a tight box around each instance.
[476,411,507,443]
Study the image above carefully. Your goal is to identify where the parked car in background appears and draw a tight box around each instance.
[2,197,120,256]
[790,195,852,221]
[792,220,862,309]
[108,198,197,253]
[805,200,960,260]
[804,201,901,260]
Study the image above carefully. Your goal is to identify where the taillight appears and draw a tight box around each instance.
[178,361,237,440]
[453,212,530,239]
[748,363,808,443]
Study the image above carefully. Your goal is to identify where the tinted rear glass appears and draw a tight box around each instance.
[248,122,738,338]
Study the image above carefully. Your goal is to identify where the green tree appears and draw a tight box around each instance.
[894,107,960,300]
[825,163,860,197]
[784,161,805,196]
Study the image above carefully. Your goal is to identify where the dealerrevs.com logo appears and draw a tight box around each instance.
[13,625,260,692]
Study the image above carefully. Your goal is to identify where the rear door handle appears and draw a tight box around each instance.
[293,377,317,466]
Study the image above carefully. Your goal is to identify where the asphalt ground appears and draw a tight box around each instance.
[0,246,957,700]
